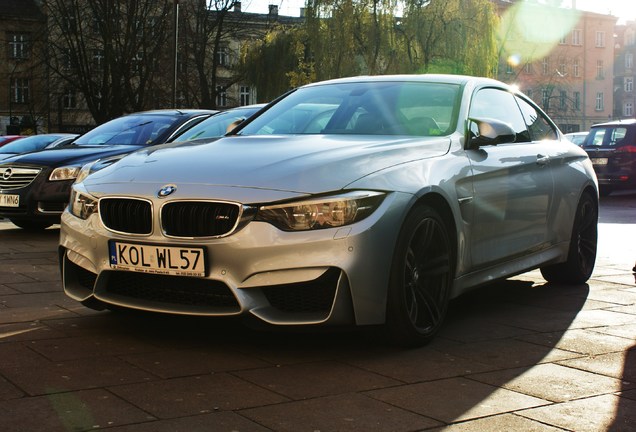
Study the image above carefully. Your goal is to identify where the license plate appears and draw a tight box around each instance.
[0,194,19,207]
[591,158,608,165]
[109,241,205,276]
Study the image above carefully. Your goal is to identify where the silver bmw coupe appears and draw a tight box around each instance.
[60,74,598,346]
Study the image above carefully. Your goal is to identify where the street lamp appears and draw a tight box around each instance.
[172,0,179,108]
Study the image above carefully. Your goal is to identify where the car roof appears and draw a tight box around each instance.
[591,119,636,128]
[302,74,503,88]
[127,109,218,116]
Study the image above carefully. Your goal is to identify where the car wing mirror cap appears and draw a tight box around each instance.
[467,117,516,149]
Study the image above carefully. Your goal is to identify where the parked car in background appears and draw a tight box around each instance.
[580,119,636,196]
[0,110,215,230]
[73,105,264,183]
[0,135,25,148]
[172,104,266,142]
[564,131,588,146]
[60,75,598,346]
[0,134,79,161]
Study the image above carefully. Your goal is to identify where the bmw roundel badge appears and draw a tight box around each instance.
[157,184,177,198]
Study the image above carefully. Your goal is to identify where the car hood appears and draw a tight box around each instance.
[85,135,451,195]
[0,145,144,167]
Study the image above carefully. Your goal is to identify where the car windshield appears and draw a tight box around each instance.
[175,107,261,141]
[585,127,627,148]
[238,81,460,137]
[73,114,179,146]
[0,135,65,153]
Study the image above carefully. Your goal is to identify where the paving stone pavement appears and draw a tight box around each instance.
[0,193,635,432]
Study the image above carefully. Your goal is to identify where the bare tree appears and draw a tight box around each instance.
[43,0,173,124]
[178,0,250,108]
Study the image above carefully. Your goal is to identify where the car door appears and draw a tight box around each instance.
[465,87,556,269]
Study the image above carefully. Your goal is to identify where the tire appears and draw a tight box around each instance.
[385,205,454,347]
[10,219,52,231]
[540,192,597,284]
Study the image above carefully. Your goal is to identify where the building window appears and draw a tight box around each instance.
[93,49,104,71]
[62,14,77,32]
[595,31,605,47]
[10,78,30,103]
[8,33,30,59]
[627,53,634,69]
[596,60,604,79]
[216,85,227,107]
[558,59,567,76]
[573,58,580,77]
[524,58,533,74]
[572,29,582,46]
[626,77,634,92]
[559,34,567,45]
[239,86,251,106]
[542,88,550,109]
[574,91,581,110]
[625,102,634,117]
[506,62,513,74]
[62,89,77,109]
[216,47,230,67]
[595,92,604,111]
[542,57,549,75]
[132,52,143,74]
[559,90,567,110]
[176,90,186,108]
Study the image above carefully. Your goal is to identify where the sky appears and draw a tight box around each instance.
[241,0,636,22]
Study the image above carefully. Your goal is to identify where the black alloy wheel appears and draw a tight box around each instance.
[386,204,453,347]
[541,192,598,284]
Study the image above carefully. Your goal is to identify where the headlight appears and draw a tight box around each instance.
[74,161,97,184]
[69,188,98,220]
[50,166,81,181]
[256,191,385,231]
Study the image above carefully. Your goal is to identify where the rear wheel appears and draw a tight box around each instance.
[10,219,52,231]
[540,192,597,284]
[386,205,454,347]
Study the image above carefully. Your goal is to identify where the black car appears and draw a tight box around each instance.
[0,109,215,230]
[581,119,636,196]
[0,134,79,161]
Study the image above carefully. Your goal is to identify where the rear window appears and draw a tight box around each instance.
[585,126,628,148]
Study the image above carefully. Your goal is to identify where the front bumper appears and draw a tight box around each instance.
[59,192,411,326]
[0,171,73,223]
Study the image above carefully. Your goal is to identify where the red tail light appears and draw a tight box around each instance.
[616,145,636,153]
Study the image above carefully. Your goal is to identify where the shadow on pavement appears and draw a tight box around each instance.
[3,218,632,430]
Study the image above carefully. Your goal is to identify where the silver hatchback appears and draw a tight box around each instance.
[60,75,598,346]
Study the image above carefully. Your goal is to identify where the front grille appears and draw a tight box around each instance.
[262,268,340,313]
[161,201,240,237]
[0,167,41,190]
[104,271,240,310]
[100,198,152,235]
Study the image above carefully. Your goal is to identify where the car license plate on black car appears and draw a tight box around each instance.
[109,241,205,276]
[591,158,608,165]
[0,194,19,207]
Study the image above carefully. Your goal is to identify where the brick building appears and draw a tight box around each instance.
[494,0,618,132]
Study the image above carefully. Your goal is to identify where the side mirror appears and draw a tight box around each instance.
[466,117,516,149]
